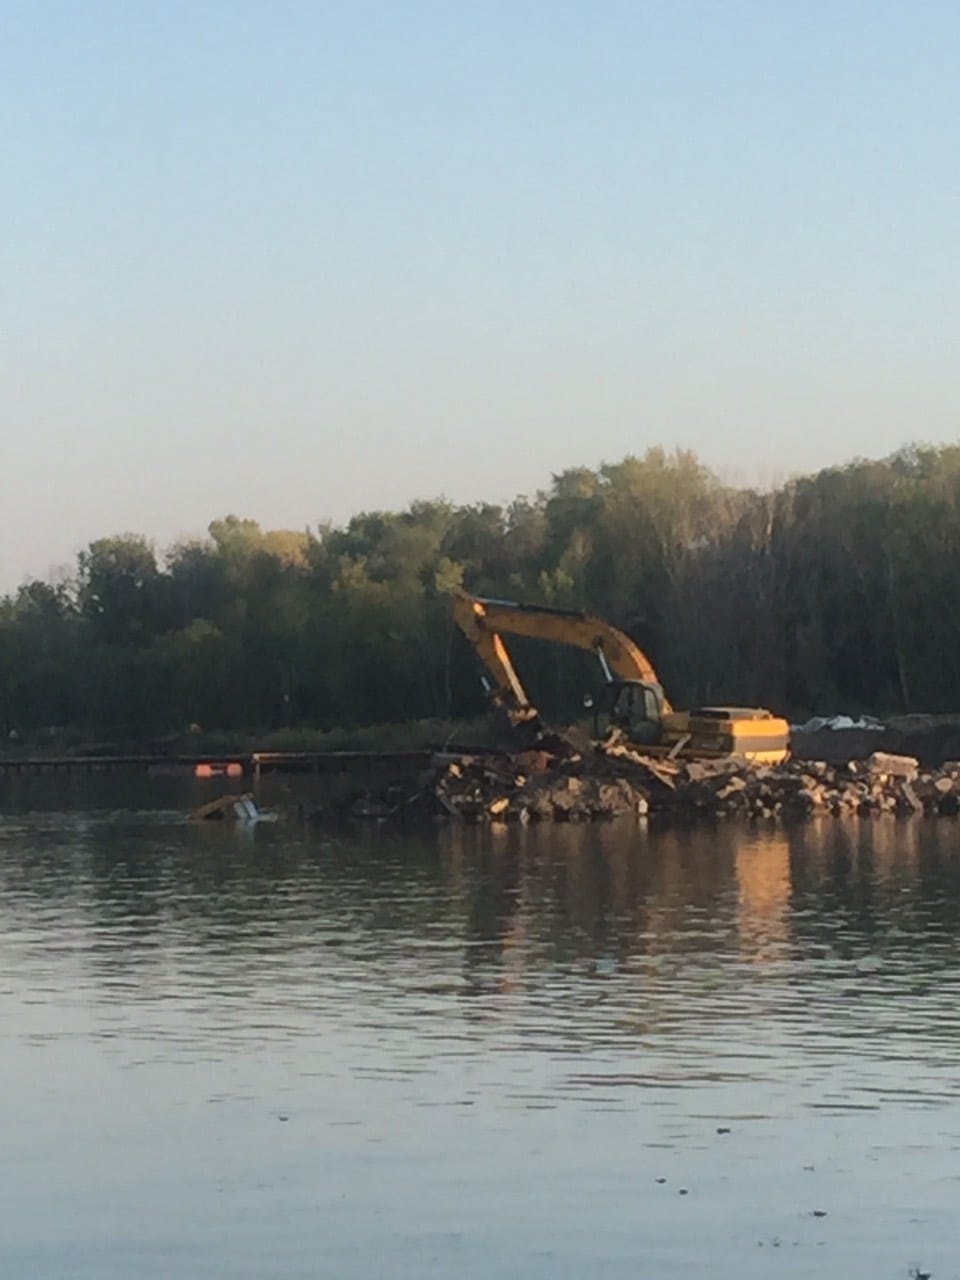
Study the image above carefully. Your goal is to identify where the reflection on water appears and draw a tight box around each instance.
[2,776,960,1278]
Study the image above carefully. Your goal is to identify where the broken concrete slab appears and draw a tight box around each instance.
[866,751,920,780]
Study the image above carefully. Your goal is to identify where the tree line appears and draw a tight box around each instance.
[4,444,960,745]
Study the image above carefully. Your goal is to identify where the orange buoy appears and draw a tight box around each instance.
[195,761,243,779]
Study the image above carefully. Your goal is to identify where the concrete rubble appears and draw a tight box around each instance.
[331,740,960,824]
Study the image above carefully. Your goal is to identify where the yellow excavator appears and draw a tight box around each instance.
[453,591,790,763]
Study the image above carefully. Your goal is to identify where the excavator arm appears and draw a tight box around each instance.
[452,592,672,716]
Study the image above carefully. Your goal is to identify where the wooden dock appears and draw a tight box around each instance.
[0,750,441,778]
[250,750,436,777]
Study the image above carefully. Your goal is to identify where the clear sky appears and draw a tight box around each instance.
[2,0,958,591]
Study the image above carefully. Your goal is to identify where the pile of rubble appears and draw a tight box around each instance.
[333,743,960,824]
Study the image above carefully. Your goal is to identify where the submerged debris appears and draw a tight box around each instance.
[323,743,960,825]
[191,792,277,823]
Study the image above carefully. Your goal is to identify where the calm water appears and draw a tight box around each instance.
[2,775,959,1279]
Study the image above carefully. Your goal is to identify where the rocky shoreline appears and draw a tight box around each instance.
[329,740,960,824]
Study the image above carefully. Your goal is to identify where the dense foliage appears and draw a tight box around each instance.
[4,445,960,744]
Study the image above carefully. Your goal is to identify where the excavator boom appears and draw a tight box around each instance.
[452,592,672,713]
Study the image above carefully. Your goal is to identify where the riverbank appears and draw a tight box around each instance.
[0,717,495,762]
[790,713,960,767]
[9,711,960,766]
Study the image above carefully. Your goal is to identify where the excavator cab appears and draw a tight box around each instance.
[597,679,666,745]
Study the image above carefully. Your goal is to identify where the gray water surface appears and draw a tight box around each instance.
[1,777,958,1278]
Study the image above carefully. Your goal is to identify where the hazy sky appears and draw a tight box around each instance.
[3,1,958,591]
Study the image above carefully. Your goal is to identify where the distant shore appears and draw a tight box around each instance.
[5,712,960,771]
